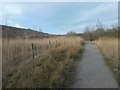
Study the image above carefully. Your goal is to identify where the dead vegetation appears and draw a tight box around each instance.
[95,37,119,84]
[2,36,84,88]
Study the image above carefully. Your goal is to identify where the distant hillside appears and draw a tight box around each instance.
[1,25,54,39]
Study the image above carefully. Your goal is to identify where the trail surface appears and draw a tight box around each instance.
[72,42,118,88]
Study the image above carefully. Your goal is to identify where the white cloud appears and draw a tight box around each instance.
[65,2,118,33]
[7,4,22,15]
[0,2,118,34]
[0,3,23,25]
[75,3,118,23]
[14,24,21,28]
[5,4,22,15]
[14,24,27,29]
[21,3,68,22]
[1,3,23,16]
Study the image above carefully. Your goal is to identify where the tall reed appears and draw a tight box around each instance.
[3,36,84,88]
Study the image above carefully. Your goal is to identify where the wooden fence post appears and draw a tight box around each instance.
[56,40,57,47]
[49,41,51,47]
[32,43,34,59]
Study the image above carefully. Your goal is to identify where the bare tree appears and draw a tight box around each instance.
[112,24,118,30]
[95,19,105,39]
[96,19,104,30]
[83,26,91,40]
[67,31,77,36]
[84,26,90,33]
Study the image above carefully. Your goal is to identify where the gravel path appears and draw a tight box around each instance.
[72,42,118,88]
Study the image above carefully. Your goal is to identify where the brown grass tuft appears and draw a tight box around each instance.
[2,36,84,88]
[95,37,119,84]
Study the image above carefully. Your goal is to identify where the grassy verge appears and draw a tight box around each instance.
[63,46,84,87]
[104,56,119,80]
[3,36,84,88]
[95,37,119,85]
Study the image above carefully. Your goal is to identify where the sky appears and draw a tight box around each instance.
[0,2,118,34]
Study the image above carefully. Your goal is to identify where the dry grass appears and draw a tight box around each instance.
[2,36,84,88]
[95,37,119,84]
[95,37,118,58]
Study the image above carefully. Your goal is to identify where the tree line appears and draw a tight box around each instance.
[67,20,119,41]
